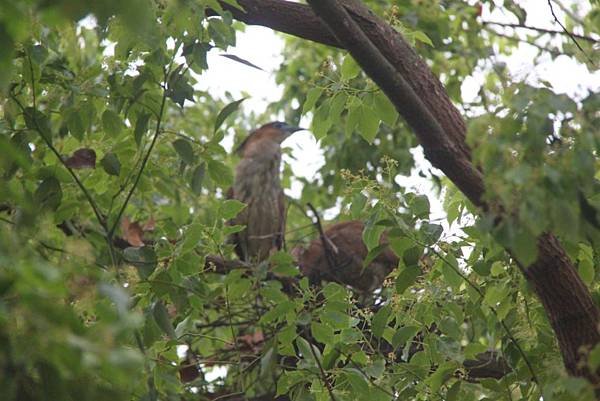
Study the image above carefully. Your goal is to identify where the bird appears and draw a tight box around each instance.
[229,121,304,262]
[294,220,399,293]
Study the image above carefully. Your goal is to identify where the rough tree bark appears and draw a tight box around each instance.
[215,0,600,390]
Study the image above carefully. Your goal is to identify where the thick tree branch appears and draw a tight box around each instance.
[303,0,485,206]
[214,0,340,47]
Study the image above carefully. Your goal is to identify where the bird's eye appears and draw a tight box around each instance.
[273,122,284,129]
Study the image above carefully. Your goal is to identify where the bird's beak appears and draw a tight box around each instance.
[282,124,305,135]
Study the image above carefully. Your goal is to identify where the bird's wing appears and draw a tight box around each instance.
[277,189,286,251]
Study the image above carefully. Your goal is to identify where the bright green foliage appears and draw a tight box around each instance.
[1,0,599,401]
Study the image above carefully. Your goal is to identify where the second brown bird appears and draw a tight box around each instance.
[296,220,399,293]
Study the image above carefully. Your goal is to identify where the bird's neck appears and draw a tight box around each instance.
[234,150,282,194]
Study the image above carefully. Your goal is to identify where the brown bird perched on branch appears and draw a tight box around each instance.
[294,220,399,293]
[230,122,304,262]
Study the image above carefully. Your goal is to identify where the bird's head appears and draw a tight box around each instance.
[236,121,304,155]
[261,121,304,143]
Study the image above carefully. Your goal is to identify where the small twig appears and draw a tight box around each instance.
[195,319,256,330]
[481,20,599,44]
[484,27,562,57]
[302,328,338,401]
[306,203,338,270]
[549,0,584,25]
[546,0,596,66]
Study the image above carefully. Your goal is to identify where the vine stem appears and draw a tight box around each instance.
[108,82,168,238]
[108,52,191,239]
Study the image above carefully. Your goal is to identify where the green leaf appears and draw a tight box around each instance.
[167,68,195,107]
[490,261,504,277]
[190,163,206,194]
[311,101,332,140]
[303,87,322,114]
[34,177,62,211]
[371,305,391,338]
[172,139,195,165]
[101,152,121,176]
[425,362,455,393]
[511,228,538,266]
[311,321,334,345]
[227,277,251,300]
[402,246,422,267]
[134,112,151,146]
[395,264,420,294]
[419,223,443,245]
[220,199,246,219]
[579,259,595,285]
[391,325,419,350]
[389,236,413,259]
[152,301,176,339]
[24,107,52,142]
[328,92,347,122]
[123,246,157,279]
[66,110,85,140]
[320,309,351,330]
[373,91,398,126]
[446,381,461,401]
[345,369,369,396]
[439,255,463,289]
[183,42,211,71]
[102,109,123,136]
[296,337,321,364]
[589,344,600,371]
[220,0,244,11]
[413,30,433,47]
[350,192,367,218]
[363,244,387,269]
[345,97,361,138]
[411,195,430,218]
[472,260,491,276]
[180,223,204,254]
[322,346,341,370]
[357,104,380,143]
[365,357,385,378]
[207,159,233,187]
[483,285,509,307]
[214,98,246,133]
[270,251,298,277]
[261,301,295,324]
[340,56,361,80]
[362,221,385,251]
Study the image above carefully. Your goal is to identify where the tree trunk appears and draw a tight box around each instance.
[217,0,600,388]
